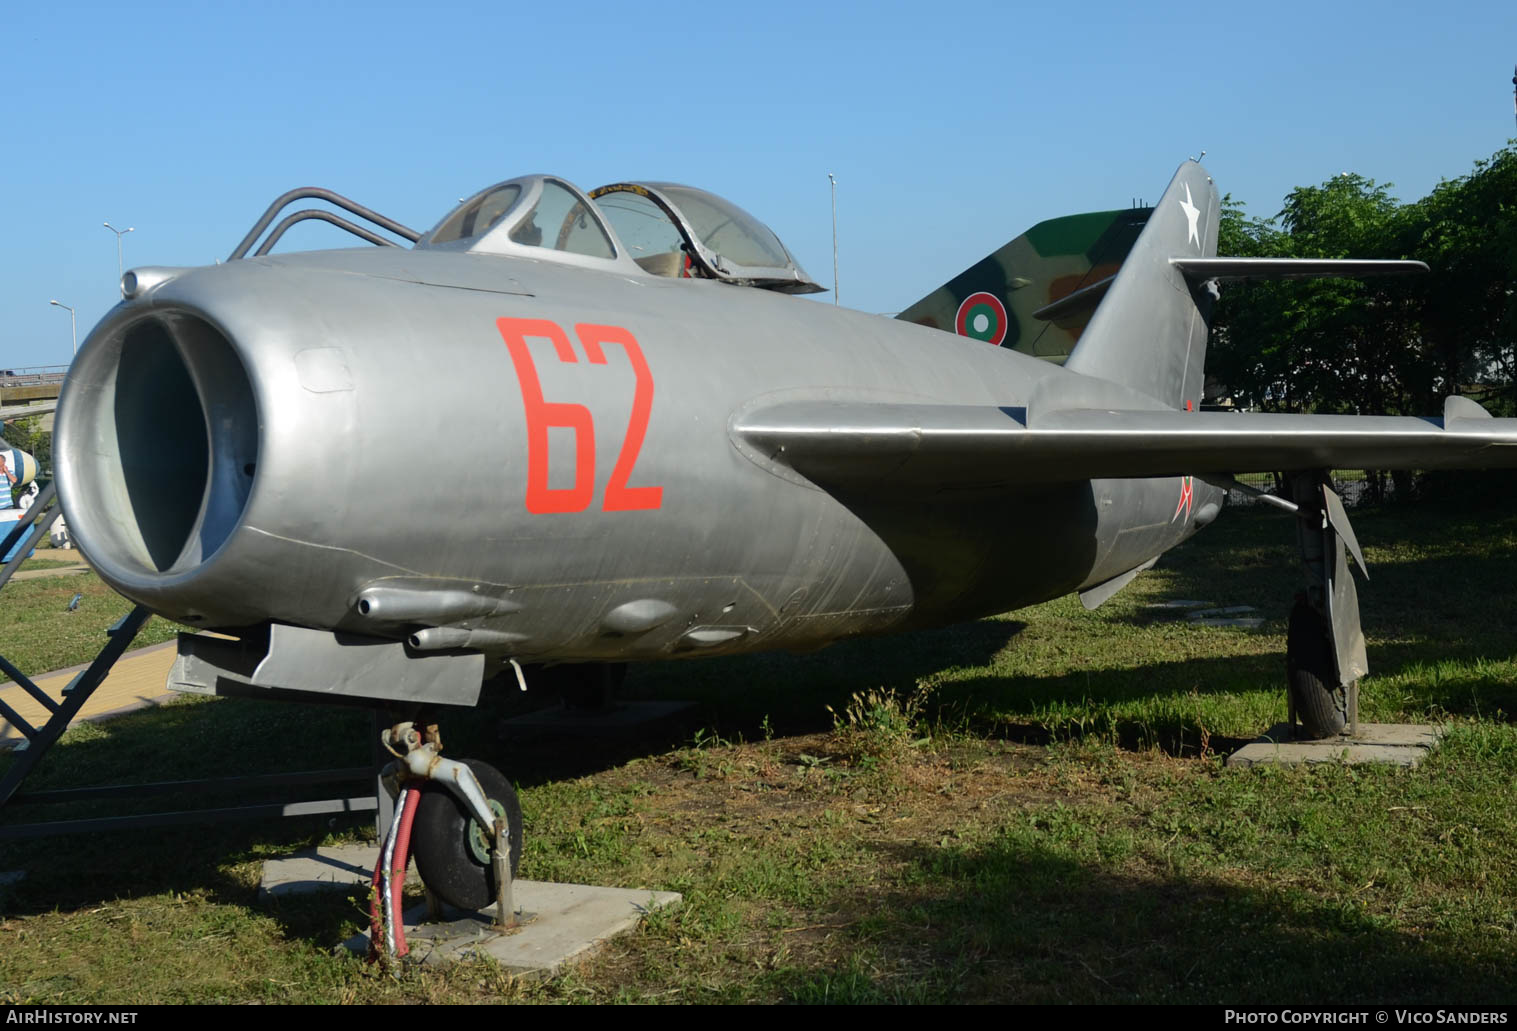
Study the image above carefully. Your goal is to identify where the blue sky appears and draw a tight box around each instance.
[3,0,1514,367]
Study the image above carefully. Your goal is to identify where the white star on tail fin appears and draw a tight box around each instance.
[1179,183,1200,247]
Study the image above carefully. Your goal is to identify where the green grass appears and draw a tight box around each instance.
[2,497,1516,1003]
[0,545,177,682]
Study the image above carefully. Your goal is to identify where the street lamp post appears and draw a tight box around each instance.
[103,222,135,292]
[828,173,838,306]
[49,300,76,356]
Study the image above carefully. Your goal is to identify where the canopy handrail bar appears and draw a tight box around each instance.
[253,210,404,256]
[229,187,421,260]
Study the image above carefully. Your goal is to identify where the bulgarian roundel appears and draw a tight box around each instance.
[954,292,1009,346]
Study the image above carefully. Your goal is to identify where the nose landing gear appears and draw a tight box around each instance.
[411,757,522,911]
[370,721,524,960]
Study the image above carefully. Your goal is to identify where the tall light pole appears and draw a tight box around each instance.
[828,173,838,306]
[49,300,77,356]
[103,222,134,292]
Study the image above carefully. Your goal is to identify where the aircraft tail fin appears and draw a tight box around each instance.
[1062,162,1221,411]
[1061,162,1428,410]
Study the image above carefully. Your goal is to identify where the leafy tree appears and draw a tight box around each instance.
[1209,196,1292,410]
[1211,145,1517,420]
[1397,146,1517,415]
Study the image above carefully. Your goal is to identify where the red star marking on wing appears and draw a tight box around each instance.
[1172,475,1195,523]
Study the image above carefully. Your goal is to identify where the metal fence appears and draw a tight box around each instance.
[1226,470,1404,508]
[0,366,68,389]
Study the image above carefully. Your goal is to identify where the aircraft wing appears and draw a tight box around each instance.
[734,395,1517,490]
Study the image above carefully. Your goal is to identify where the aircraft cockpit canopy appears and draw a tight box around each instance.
[421,177,616,260]
[589,182,824,294]
[416,175,823,294]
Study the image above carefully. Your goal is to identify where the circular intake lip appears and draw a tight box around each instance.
[56,302,262,594]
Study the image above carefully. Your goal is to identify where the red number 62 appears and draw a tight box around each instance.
[497,317,663,514]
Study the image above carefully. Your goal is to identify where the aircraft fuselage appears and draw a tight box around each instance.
[57,246,1221,663]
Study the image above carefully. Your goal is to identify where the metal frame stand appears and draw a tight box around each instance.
[1285,470,1366,741]
[0,497,386,840]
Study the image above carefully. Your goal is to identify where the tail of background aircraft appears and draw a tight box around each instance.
[895,205,1153,364]
[903,161,1424,415]
[1062,161,1220,411]
[894,161,1219,410]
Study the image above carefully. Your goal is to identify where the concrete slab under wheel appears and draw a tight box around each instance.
[263,844,681,978]
[260,843,418,900]
[339,882,682,976]
[1226,722,1445,768]
[500,699,695,737]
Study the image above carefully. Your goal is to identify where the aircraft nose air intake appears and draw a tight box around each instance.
[57,310,259,579]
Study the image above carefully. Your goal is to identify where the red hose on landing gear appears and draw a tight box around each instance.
[368,784,422,961]
[388,786,422,957]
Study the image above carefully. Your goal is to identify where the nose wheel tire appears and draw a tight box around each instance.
[410,759,524,912]
[1287,603,1349,740]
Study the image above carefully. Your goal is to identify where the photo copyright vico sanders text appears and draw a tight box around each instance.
[1226,1014,1508,1025]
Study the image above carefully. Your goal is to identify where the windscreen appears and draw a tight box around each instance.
[510,180,615,259]
[428,185,522,246]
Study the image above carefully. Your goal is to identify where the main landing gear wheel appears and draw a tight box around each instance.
[1286,603,1349,740]
[411,758,524,911]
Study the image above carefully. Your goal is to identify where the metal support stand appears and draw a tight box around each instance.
[0,607,153,814]
[371,710,394,840]
[1283,470,1369,741]
[1285,471,1326,742]
[0,482,61,588]
[1,561,386,838]
[492,824,516,930]
[424,885,445,922]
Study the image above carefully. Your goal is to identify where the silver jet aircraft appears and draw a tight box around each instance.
[52,164,1517,910]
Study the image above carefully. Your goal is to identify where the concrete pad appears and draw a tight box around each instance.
[1227,722,1445,768]
[1185,606,1263,629]
[1146,599,1215,610]
[339,882,682,976]
[260,843,417,900]
[1186,605,1258,620]
[266,844,681,978]
[500,699,694,737]
[9,564,91,581]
